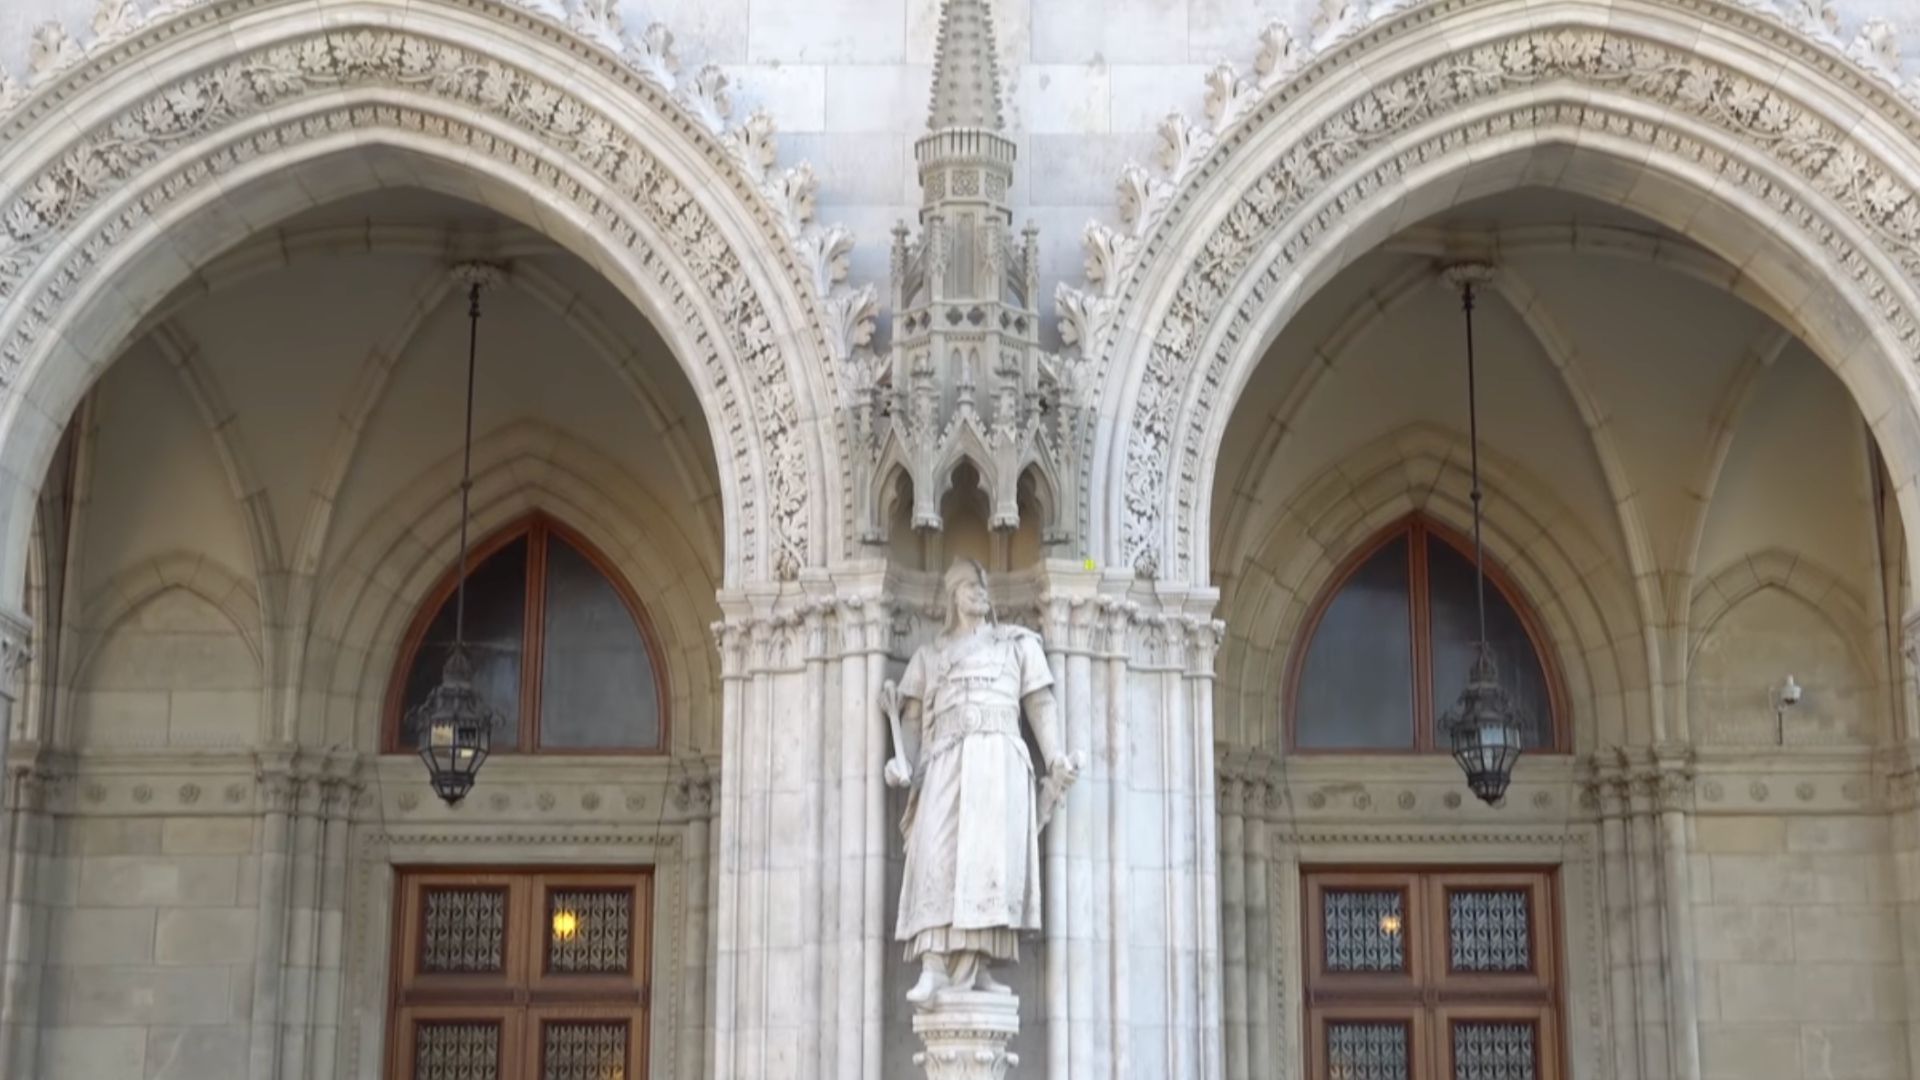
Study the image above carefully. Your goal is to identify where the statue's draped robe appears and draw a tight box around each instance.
[895,625,1053,962]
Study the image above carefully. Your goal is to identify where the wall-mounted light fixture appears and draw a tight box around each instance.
[1771,674,1802,745]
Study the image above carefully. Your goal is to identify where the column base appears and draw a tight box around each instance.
[912,990,1021,1080]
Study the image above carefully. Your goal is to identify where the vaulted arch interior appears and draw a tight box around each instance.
[1214,186,1900,756]
[39,185,725,751]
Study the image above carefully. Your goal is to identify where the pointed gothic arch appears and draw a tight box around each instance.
[0,0,846,600]
[1218,425,1635,750]
[306,419,721,756]
[1086,0,1920,611]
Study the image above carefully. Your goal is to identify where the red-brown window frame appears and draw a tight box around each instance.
[1284,514,1569,753]
[382,512,670,755]
[386,867,653,1080]
[1303,866,1564,1080]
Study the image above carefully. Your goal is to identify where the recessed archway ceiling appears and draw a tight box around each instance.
[1213,186,1864,599]
[116,186,724,589]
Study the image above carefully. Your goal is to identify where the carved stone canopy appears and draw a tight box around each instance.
[846,0,1084,552]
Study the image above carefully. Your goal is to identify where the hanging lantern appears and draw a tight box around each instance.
[406,648,500,804]
[1442,642,1525,803]
[406,268,504,805]
[1441,264,1525,805]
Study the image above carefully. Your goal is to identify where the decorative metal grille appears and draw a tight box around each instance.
[548,888,633,974]
[1326,1022,1410,1080]
[1453,1021,1536,1080]
[1448,889,1531,972]
[1323,890,1406,972]
[421,888,507,973]
[543,1021,627,1080]
[414,1021,500,1080]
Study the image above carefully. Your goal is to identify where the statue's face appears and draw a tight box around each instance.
[954,578,992,619]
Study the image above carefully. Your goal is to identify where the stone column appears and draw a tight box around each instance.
[1893,615,1920,1077]
[674,759,717,1080]
[279,769,326,1076]
[1242,757,1276,1074]
[711,576,892,1080]
[0,746,60,1079]
[1652,751,1700,1080]
[1036,571,1224,1080]
[1625,763,1671,1080]
[1890,748,1920,1079]
[250,754,301,1080]
[0,607,30,926]
[1217,755,1249,1080]
[0,608,34,1077]
[1588,758,1645,1080]
[303,767,358,1080]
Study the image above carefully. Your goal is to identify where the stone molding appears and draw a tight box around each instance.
[1067,6,1920,583]
[0,2,861,583]
[711,585,1226,677]
[1686,548,1877,673]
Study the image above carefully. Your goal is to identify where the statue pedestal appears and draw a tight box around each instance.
[912,991,1021,1080]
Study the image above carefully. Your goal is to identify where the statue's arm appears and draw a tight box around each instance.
[899,696,924,768]
[1022,689,1065,769]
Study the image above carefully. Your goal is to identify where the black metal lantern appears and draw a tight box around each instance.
[1441,265,1525,805]
[1443,642,1525,803]
[404,270,504,805]
[408,648,498,803]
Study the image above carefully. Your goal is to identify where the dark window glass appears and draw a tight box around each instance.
[1426,536,1553,749]
[1295,536,1414,749]
[402,537,527,750]
[538,539,660,750]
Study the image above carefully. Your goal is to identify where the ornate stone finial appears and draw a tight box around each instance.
[849,0,1082,552]
[1442,261,1495,290]
[450,261,506,290]
[927,0,1005,132]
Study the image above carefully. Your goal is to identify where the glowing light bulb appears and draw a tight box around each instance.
[1379,912,1402,936]
[552,909,579,941]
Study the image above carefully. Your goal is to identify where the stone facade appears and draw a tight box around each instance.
[2,0,1920,1078]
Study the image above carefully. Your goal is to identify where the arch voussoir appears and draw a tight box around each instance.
[0,2,844,595]
[1086,5,1920,599]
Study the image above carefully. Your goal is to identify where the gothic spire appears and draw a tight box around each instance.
[927,0,1005,132]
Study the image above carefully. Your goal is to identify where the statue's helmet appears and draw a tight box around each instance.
[942,558,994,631]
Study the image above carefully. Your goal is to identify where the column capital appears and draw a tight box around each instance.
[1903,607,1920,667]
[0,606,30,705]
[4,742,69,814]
[912,993,1020,1080]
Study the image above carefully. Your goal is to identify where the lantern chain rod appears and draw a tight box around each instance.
[454,280,481,653]
[1461,278,1488,648]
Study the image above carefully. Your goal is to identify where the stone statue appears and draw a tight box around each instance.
[883,559,1080,1006]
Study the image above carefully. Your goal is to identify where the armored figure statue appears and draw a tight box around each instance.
[883,560,1080,1005]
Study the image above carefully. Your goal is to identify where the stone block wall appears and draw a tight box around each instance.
[37,811,258,1079]
[1693,810,1907,1080]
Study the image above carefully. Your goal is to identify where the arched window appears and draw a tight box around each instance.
[385,515,666,754]
[1287,517,1564,753]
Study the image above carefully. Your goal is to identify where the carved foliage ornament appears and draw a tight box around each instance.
[0,28,812,577]
[1115,28,1920,579]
